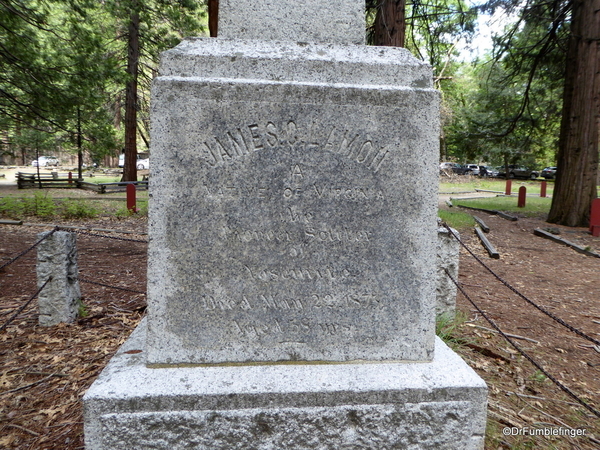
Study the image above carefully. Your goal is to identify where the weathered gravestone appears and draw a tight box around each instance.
[84,0,487,448]
[37,231,80,326]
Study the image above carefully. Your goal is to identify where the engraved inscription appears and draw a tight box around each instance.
[198,292,381,311]
[244,265,352,282]
[199,120,392,174]
[231,318,354,338]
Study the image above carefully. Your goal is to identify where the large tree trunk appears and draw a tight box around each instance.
[547,0,599,227]
[122,2,140,182]
[373,0,406,47]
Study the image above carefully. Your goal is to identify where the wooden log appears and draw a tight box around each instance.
[455,204,518,221]
[496,211,518,221]
[533,228,600,258]
[475,226,500,259]
[472,216,490,233]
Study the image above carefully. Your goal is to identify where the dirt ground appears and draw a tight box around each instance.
[0,184,599,449]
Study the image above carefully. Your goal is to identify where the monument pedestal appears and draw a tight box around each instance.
[83,2,488,446]
[84,319,487,449]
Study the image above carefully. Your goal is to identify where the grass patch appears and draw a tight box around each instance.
[440,178,554,196]
[452,196,552,218]
[436,311,468,350]
[0,194,148,220]
[438,209,475,230]
[82,175,124,184]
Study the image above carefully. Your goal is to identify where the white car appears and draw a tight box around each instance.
[119,154,149,170]
[136,158,150,170]
[31,156,59,167]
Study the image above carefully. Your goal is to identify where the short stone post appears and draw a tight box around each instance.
[518,186,526,207]
[37,231,80,326]
[540,180,547,198]
[590,198,600,237]
[437,226,460,319]
[126,184,137,213]
[505,179,512,195]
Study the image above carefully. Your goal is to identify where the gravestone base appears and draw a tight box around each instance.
[84,319,487,449]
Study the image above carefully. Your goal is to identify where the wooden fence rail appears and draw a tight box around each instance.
[16,172,148,193]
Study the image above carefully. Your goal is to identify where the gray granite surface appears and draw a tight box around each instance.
[84,318,488,450]
[146,39,440,365]
[218,0,364,44]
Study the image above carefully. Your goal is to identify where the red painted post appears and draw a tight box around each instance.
[540,181,547,198]
[590,198,600,237]
[517,186,526,208]
[127,184,137,214]
[68,172,73,185]
[505,179,512,196]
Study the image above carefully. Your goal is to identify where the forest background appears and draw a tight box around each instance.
[0,0,598,226]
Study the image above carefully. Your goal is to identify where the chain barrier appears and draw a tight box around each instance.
[76,276,147,295]
[0,227,58,272]
[57,227,148,244]
[445,268,600,419]
[443,223,600,348]
[0,277,53,332]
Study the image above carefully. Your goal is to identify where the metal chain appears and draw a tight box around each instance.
[0,227,58,272]
[57,227,148,243]
[443,223,600,348]
[445,268,600,419]
[0,277,53,332]
[76,276,147,295]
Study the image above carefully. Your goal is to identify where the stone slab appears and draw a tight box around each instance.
[84,318,488,450]
[218,0,364,44]
[159,38,434,89]
[147,39,440,365]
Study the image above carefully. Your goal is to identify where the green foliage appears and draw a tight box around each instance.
[435,310,468,348]
[438,209,475,230]
[59,199,99,219]
[25,193,56,219]
[529,370,547,383]
[115,200,148,218]
[0,197,26,219]
[77,299,89,318]
[442,0,569,168]
[0,0,206,164]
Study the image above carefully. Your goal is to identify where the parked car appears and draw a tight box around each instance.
[31,156,59,167]
[136,158,150,170]
[497,165,539,179]
[466,164,480,176]
[119,154,149,169]
[481,166,498,177]
[541,166,557,179]
[439,162,472,175]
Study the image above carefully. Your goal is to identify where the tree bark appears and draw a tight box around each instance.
[373,0,406,47]
[208,0,219,37]
[122,1,140,182]
[548,0,599,227]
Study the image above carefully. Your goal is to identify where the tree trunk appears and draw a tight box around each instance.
[77,108,83,180]
[373,0,406,47]
[208,0,219,37]
[548,0,599,227]
[122,1,140,182]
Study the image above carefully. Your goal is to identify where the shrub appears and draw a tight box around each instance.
[60,199,99,219]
